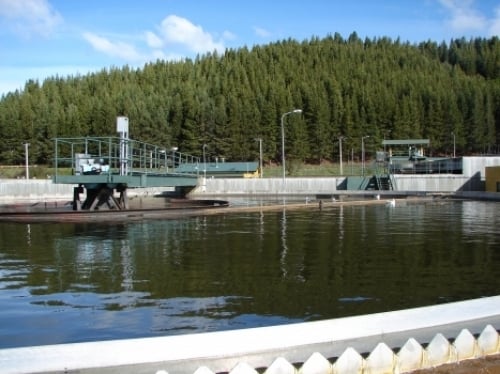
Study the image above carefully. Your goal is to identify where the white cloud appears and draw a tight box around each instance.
[145,31,164,49]
[159,15,225,54]
[222,30,237,41]
[82,32,143,62]
[82,17,224,65]
[254,26,272,38]
[81,15,229,64]
[0,0,62,38]
[438,0,487,32]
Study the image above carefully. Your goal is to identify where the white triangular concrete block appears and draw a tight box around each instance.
[265,357,296,374]
[364,343,395,374]
[397,338,425,372]
[454,329,479,360]
[333,347,364,374]
[230,362,260,374]
[426,333,454,366]
[478,324,500,355]
[300,352,332,374]
[193,366,216,374]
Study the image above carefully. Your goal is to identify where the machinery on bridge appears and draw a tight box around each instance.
[53,117,200,211]
[382,139,462,174]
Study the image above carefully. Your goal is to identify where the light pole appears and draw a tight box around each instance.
[452,132,456,158]
[281,109,302,183]
[171,146,178,170]
[202,144,208,178]
[159,149,167,171]
[24,143,30,179]
[362,135,370,176]
[383,130,391,154]
[255,138,263,178]
[338,136,347,175]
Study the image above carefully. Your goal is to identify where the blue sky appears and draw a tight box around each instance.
[1,0,500,96]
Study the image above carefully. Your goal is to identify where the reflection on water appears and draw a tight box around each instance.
[280,208,288,279]
[0,200,499,348]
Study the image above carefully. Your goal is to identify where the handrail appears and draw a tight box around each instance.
[53,136,200,178]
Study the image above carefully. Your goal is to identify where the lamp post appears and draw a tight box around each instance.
[202,144,208,178]
[255,138,263,178]
[281,109,302,183]
[24,143,30,180]
[452,132,456,158]
[171,146,178,170]
[159,149,167,171]
[362,135,370,176]
[383,130,391,154]
[338,136,347,176]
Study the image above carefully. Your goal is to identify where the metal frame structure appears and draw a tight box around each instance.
[53,136,200,211]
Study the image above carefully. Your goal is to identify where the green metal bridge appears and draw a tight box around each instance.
[53,136,201,210]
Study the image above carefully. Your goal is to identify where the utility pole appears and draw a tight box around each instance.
[24,143,30,179]
[452,132,456,158]
[255,138,263,178]
[338,136,347,175]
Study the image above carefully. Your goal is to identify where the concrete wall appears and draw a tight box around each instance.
[0,177,476,201]
[192,177,341,196]
[0,179,174,202]
[190,175,475,196]
[463,156,500,178]
[0,179,74,201]
[393,174,479,192]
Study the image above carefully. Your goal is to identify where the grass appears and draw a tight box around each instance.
[0,165,54,179]
[263,161,373,177]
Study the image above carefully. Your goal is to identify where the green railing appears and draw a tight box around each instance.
[53,137,200,178]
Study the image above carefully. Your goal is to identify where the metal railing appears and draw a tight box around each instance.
[53,137,200,177]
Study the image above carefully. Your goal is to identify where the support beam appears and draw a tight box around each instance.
[72,186,83,211]
[75,184,128,211]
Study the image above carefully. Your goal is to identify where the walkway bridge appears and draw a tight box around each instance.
[53,136,200,210]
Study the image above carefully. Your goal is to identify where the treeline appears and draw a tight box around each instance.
[0,32,499,166]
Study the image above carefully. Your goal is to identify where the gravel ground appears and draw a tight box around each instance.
[411,354,500,373]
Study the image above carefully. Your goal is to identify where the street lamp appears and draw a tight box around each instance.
[338,136,347,176]
[24,143,30,179]
[202,144,208,178]
[383,130,391,154]
[361,135,370,176]
[281,109,302,183]
[452,132,456,158]
[171,146,178,170]
[159,149,167,171]
[255,138,263,178]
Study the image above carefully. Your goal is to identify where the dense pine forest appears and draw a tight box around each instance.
[0,33,499,166]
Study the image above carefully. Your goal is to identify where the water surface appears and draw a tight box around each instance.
[0,199,499,348]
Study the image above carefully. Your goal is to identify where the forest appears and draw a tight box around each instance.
[0,32,499,167]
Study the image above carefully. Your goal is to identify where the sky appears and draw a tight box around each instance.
[1,0,500,96]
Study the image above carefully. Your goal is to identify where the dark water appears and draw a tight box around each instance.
[0,199,499,349]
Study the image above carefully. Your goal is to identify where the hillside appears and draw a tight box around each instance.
[0,33,499,165]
